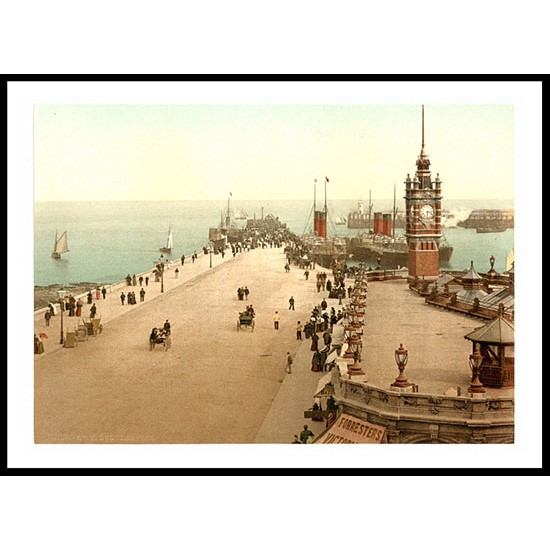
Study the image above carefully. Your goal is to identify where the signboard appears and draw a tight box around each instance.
[314,413,386,444]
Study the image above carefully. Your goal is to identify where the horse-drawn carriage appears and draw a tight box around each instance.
[149,328,171,350]
[237,311,255,332]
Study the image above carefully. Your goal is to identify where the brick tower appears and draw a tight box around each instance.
[404,105,442,283]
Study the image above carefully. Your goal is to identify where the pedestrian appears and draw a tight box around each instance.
[286,351,293,374]
[310,331,319,351]
[300,425,314,444]
[132,274,137,286]
[273,311,280,330]
[296,321,303,340]
[90,303,97,319]
[192,253,196,264]
[139,276,143,286]
[163,319,171,336]
[44,309,51,326]
[181,254,185,266]
[140,288,145,302]
[304,270,309,280]
[145,276,149,287]
[101,286,107,299]
[244,286,249,300]
[95,287,101,300]
[68,297,75,317]
[86,291,93,304]
[288,296,295,310]
[284,263,290,273]
[175,268,179,279]
[321,298,327,311]
[120,292,126,305]
[149,327,158,351]
[316,280,321,293]
[75,298,83,317]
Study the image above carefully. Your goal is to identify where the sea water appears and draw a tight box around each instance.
[34,199,514,287]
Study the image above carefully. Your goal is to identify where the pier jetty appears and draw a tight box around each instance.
[34,237,514,444]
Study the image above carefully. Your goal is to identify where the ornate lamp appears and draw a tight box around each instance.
[468,344,486,394]
[349,333,362,356]
[343,334,356,359]
[57,288,67,345]
[391,343,412,388]
[348,351,365,376]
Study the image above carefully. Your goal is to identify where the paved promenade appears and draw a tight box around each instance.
[34,245,333,443]
[34,246,513,445]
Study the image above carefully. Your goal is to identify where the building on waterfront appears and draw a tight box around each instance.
[425,260,514,321]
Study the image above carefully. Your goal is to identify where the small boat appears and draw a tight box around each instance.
[233,208,248,220]
[51,230,69,259]
[334,216,347,225]
[506,248,514,272]
[476,226,507,233]
[159,225,173,253]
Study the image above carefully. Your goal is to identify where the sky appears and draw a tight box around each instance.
[33,99,515,203]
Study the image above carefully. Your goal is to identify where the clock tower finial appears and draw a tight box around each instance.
[422,104,425,148]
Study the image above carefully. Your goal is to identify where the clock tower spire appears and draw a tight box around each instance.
[404,105,442,283]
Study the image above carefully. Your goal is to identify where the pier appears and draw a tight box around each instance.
[33,240,513,444]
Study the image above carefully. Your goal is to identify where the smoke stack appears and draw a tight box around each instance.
[373,212,383,235]
[383,213,392,237]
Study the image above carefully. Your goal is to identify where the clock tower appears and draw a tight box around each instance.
[405,105,442,283]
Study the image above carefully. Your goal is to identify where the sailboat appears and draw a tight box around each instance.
[334,215,347,225]
[159,225,173,253]
[233,208,249,220]
[51,230,69,259]
[505,248,514,272]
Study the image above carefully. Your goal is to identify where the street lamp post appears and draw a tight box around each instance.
[468,344,485,394]
[57,288,67,345]
[391,343,412,389]
[209,241,213,268]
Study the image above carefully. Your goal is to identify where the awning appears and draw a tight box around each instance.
[314,372,334,398]
[314,413,386,444]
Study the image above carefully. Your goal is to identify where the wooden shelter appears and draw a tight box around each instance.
[464,315,514,388]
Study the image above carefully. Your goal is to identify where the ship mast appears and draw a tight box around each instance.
[324,176,328,239]
[392,183,397,239]
[368,190,372,233]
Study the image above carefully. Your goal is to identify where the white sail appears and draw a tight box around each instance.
[53,230,69,255]
[505,248,514,271]
[166,227,173,250]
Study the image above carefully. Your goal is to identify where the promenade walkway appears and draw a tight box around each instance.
[34,245,512,446]
[34,245,335,444]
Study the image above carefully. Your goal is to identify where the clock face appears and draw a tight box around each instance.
[420,204,434,220]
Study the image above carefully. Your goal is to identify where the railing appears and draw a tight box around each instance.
[336,378,514,425]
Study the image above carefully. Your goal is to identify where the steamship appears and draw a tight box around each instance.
[303,178,349,269]
[350,206,453,268]
[350,233,453,269]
